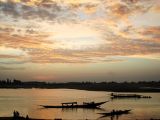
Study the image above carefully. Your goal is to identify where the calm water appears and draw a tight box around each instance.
[0,89,159,120]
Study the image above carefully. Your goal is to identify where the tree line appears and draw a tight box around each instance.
[0,78,160,92]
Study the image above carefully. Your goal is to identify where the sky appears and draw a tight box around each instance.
[0,0,160,82]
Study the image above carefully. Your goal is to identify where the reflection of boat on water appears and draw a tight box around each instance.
[111,93,151,99]
[40,101,108,108]
[98,109,131,116]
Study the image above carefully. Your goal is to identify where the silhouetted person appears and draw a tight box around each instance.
[13,110,20,120]
[112,109,115,114]
[13,110,16,117]
[26,115,29,120]
[16,111,19,117]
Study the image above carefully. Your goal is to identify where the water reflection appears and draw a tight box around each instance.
[99,115,119,120]
[98,111,131,120]
[99,115,121,120]
[61,107,105,112]
[0,89,159,120]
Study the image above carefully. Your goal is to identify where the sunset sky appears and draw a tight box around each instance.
[0,0,160,82]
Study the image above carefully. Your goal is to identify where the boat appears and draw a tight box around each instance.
[98,109,131,116]
[111,93,151,99]
[40,101,108,108]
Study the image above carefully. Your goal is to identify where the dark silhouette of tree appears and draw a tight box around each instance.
[0,78,159,92]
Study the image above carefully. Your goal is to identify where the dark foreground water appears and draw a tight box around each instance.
[0,89,159,120]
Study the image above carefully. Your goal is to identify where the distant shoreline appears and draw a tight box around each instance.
[0,79,160,92]
[0,117,52,120]
[0,117,159,120]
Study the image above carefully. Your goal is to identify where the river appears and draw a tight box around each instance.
[0,89,159,120]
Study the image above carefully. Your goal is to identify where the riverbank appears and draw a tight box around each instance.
[0,117,52,120]
[0,116,63,120]
[0,80,160,92]
[0,117,159,120]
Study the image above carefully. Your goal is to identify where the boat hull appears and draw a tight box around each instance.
[41,101,107,108]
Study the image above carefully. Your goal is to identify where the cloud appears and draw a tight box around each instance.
[0,0,76,22]
[0,54,22,59]
[152,5,160,12]
[0,26,14,33]
[0,53,29,64]
[0,66,25,70]
[0,32,52,49]
[0,0,156,21]
[108,30,160,55]
[105,0,153,22]
[0,0,159,64]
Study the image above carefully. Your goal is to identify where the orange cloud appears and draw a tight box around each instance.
[0,0,159,65]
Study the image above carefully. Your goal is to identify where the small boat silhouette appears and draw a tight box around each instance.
[111,93,151,99]
[40,101,108,109]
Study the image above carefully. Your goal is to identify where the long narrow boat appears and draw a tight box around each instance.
[111,93,141,98]
[98,109,131,116]
[40,101,108,108]
[111,93,151,99]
